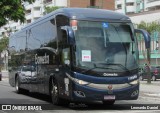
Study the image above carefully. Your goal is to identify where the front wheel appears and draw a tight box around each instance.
[139,76,143,81]
[152,76,156,81]
[15,76,23,94]
[103,100,115,105]
[50,79,69,106]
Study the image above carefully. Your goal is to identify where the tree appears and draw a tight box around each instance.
[137,21,160,34]
[0,37,9,52]
[44,6,64,14]
[0,0,35,27]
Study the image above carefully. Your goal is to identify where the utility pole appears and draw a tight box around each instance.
[147,48,151,84]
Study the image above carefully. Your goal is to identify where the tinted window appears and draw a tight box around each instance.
[28,20,57,50]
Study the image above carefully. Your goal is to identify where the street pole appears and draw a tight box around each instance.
[147,48,151,84]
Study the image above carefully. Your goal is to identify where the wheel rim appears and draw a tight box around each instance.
[51,81,58,102]
[139,76,142,81]
[15,78,19,91]
[152,76,155,81]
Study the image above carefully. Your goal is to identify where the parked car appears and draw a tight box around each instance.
[139,66,160,81]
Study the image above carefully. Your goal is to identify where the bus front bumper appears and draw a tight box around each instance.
[72,83,139,102]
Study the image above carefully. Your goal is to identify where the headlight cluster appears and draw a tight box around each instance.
[129,79,139,85]
[74,79,89,85]
[66,73,89,85]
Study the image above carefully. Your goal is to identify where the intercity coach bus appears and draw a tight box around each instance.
[8,8,151,105]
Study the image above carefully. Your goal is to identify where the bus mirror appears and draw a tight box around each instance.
[61,26,75,45]
[135,29,151,48]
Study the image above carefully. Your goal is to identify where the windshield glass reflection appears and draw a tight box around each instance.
[74,21,138,72]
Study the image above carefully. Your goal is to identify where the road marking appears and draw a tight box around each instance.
[144,93,160,97]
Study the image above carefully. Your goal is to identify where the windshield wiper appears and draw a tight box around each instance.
[82,63,117,74]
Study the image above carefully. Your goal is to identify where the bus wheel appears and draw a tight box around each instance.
[103,100,115,105]
[50,80,63,105]
[15,76,23,94]
[139,76,143,81]
[152,76,156,81]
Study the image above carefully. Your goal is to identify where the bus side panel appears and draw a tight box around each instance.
[26,18,57,94]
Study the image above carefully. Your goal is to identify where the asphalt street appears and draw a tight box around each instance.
[0,78,160,113]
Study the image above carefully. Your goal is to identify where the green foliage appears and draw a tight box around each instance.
[0,37,9,52]
[44,6,64,14]
[137,21,160,34]
[0,0,35,27]
[8,54,24,68]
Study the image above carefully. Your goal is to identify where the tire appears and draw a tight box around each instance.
[103,100,115,106]
[152,76,156,81]
[50,79,69,106]
[139,76,143,81]
[15,76,23,94]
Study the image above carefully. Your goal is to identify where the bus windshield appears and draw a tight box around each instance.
[74,21,138,72]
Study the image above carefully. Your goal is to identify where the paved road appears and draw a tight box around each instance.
[0,79,160,113]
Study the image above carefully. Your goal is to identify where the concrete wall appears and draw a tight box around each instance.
[129,10,160,24]
[1,71,8,78]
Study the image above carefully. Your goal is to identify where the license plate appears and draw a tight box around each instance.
[104,95,115,100]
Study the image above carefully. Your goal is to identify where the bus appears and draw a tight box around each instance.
[8,8,151,105]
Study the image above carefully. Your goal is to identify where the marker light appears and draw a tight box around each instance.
[71,20,77,26]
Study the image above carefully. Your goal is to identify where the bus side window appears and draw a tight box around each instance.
[59,30,70,65]
[62,48,70,66]
[62,30,68,46]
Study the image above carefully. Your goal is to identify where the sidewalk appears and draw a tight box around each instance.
[139,81,160,101]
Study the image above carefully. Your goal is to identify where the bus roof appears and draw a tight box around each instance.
[56,8,131,21]
[13,8,131,34]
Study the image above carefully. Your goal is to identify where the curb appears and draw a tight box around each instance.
[139,92,160,101]
[139,96,160,102]
[0,77,9,83]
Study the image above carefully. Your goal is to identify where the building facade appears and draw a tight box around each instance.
[68,0,115,10]
[115,0,160,14]
[0,0,115,39]
[115,0,145,14]
[145,0,160,11]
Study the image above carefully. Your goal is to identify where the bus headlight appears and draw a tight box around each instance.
[76,79,89,85]
[129,79,139,85]
[66,73,89,85]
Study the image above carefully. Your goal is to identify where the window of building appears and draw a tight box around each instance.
[147,0,160,3]
[126,3,134,6]
[26,10,31,15]
[34,7,40,11]
[45,0,52,3]
[90,0,96,6]
[117,4,122,9]
[27,20,31,24]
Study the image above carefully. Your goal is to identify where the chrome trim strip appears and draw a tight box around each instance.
[87,83,131,90]
[66,73,132,90]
